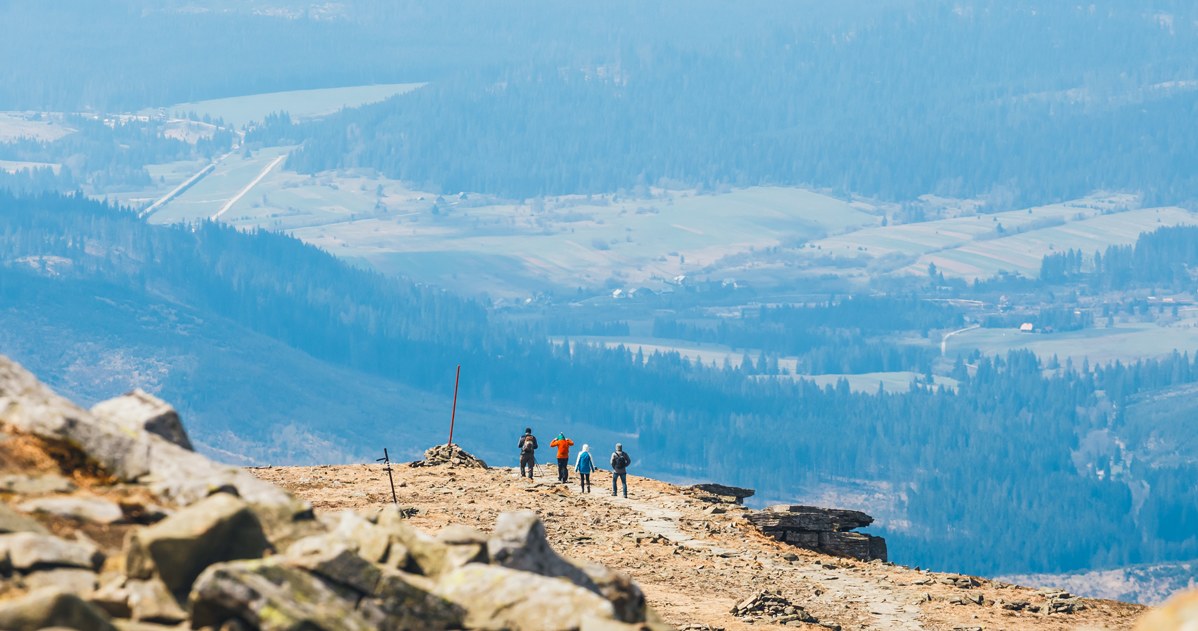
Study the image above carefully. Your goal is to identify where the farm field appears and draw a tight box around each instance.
[143,153,882,296]
[904,206,1198,280]
[147,82,426,128]
[0,159,58,173]
[560,336,949,393]
[802,194,1198,281]
[945,316,1198,367]
[0,112,74,142]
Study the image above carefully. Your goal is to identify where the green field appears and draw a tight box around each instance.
[149,83,426,128]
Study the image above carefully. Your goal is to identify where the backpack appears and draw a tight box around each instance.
[521,436,535,454]
[616,451,631,468]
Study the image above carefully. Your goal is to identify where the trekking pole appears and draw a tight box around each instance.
[376,448,398,505]
[447,364,461,446]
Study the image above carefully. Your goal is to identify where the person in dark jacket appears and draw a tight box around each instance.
[518,427,538,479]
[574,444,596,493]
[610,443,631,497]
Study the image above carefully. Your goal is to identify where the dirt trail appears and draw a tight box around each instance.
[610,487,925,630]
[251,461,1146,631]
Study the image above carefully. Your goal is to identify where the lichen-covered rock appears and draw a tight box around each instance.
[90,389,193,451]
[284,540,382,595]
[0,587,118,631]
[124,492,270,596]
[189,559,375,631]
[435,563,618,631]
[358,567,465,630]
[0,532,104,571]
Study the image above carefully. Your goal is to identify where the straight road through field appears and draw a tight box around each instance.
[211,153,287,220]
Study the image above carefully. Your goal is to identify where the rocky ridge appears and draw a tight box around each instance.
[0,355,664,630]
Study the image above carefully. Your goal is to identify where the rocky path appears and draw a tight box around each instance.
[608,488,926,631]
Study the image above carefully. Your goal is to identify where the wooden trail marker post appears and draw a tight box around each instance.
[377,448,398,505]
[447,364,461,446]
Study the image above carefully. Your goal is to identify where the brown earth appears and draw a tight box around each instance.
[250,456,1148,631]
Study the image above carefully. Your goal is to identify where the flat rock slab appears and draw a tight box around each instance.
[0,532,104,572]
[19,496,125,524]
[0,473,76,495]
[0,503,49,534]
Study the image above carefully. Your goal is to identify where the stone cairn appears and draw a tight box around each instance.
[746,505,888,562]
[729,590,827,628]
[0,355,664,631]
[410,442,489,469]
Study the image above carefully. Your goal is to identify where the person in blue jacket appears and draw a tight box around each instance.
[574,444,596,493]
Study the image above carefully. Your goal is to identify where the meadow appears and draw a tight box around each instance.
[148,83,426,128]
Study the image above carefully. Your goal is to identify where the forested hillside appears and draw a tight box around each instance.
[3,191,1197,578]
[282,1,1198,205]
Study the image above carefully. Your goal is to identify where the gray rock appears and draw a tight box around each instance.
[126,578,188,624]
[124,492,270,596]
[0,355,303,518]
[0,532,104,571]
[18,496,125,525]
[387,519,482,576]
[90,389,193,451]
[284,541,382,595]
[325,510,392,563]
[358,568,465,630]
[578,562,648,624]
[189,559,375,631]
[0,587,118,631]
[488,510,597,591]
[435,564,618,631]
[23,568,98,594]
[0,472,75,494]
[0,503,49,534]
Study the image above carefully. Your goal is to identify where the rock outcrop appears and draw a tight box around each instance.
[747,505,888,562]
[412,442,490,469]
[0,354,664,631]
[684,483,755,505]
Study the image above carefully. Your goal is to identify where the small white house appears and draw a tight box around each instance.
[1019,322,1035,333]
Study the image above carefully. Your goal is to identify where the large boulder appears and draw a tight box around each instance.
[0,587,118,631]
[0,355,305,518]
[435,563,618,631]
[90,389,193,451]
[189,559,376,631]
[359,568,466,630]
[489,510,597,588]
[124,492,270,596]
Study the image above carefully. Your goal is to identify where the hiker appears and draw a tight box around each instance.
[517,427,538,479]
[610,443,631,497]
[549,432,575,483]
[574,444,595,493]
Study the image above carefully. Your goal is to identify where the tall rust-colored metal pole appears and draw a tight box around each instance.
[447,364,461,446]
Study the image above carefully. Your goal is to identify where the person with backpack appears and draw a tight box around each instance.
[517,427,538,479]
[549,432,575,483]
[610,443,631,497]
[574,444,595,493]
